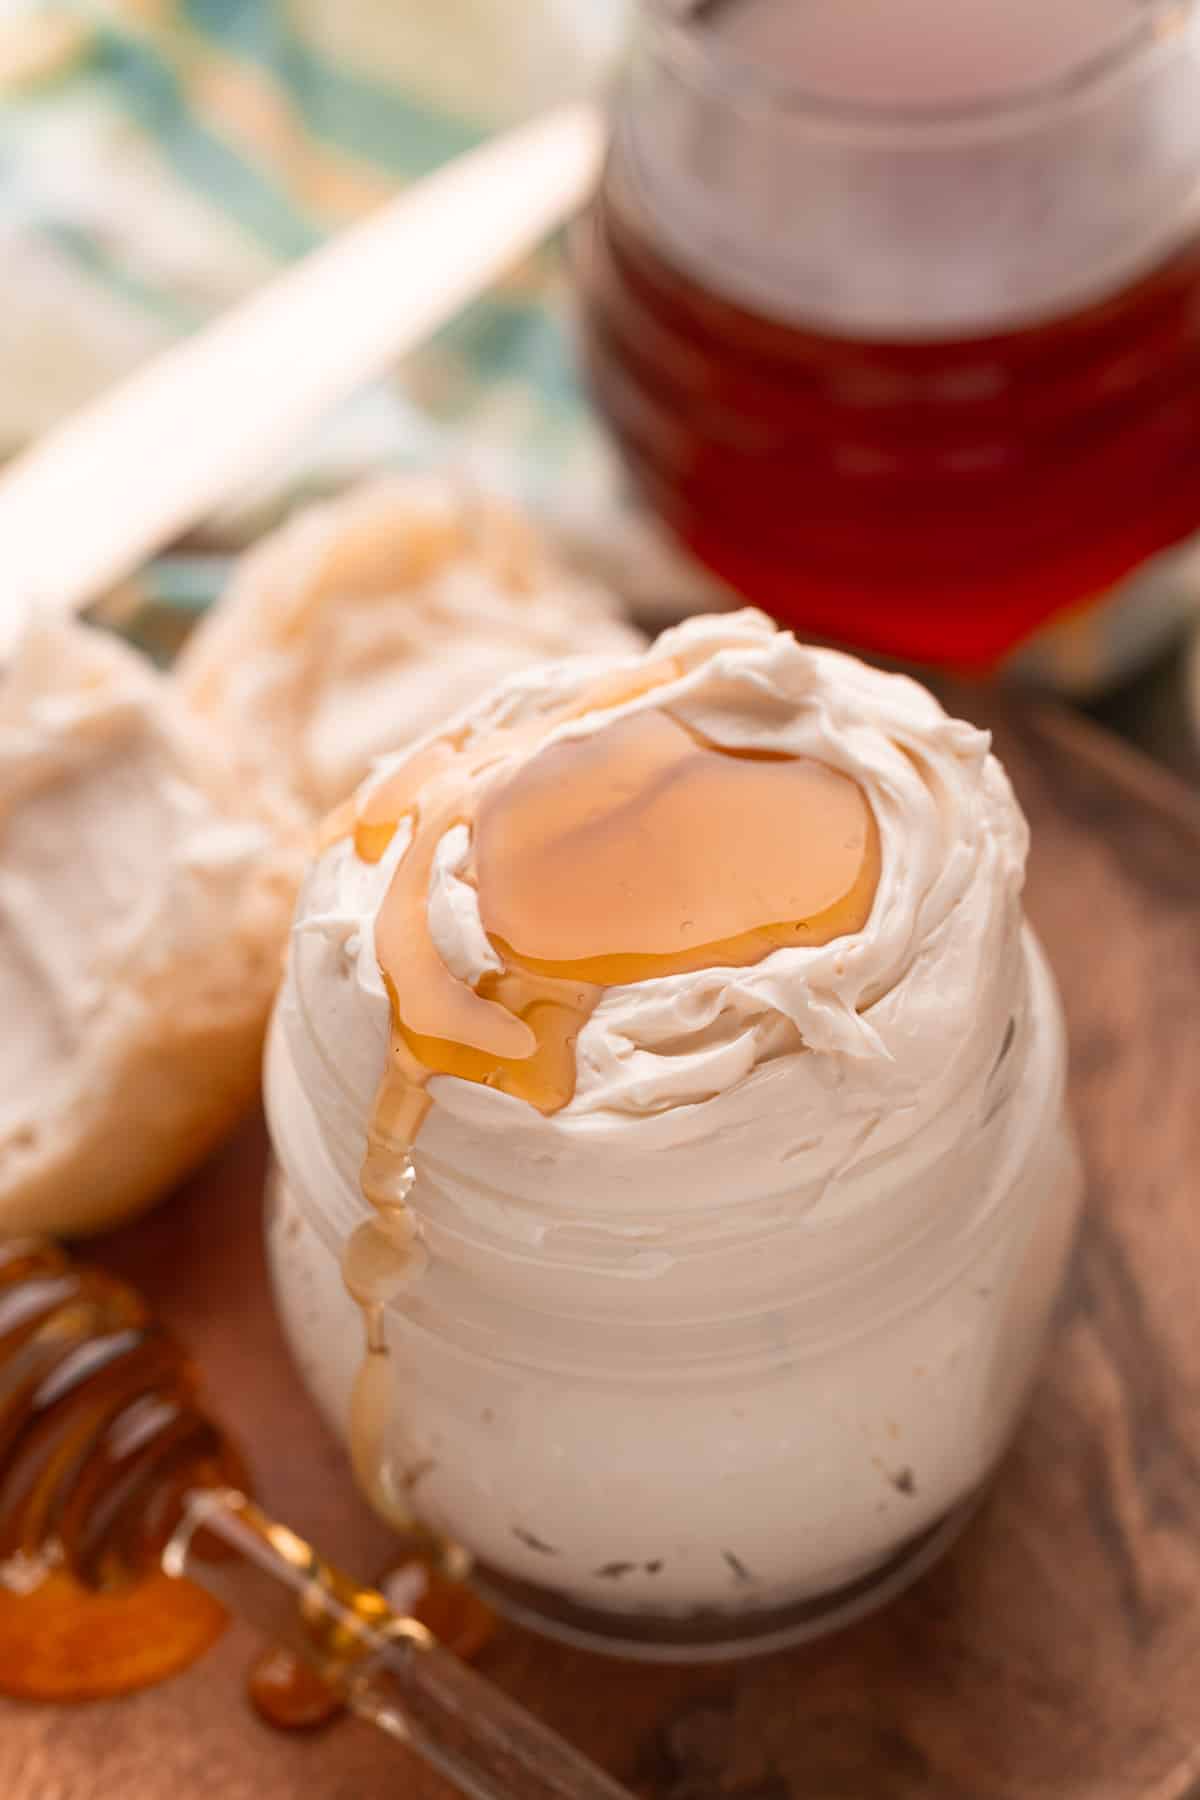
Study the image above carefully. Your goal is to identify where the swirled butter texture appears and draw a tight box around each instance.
[281,609,1028,1225]
[268,611,1076,1623]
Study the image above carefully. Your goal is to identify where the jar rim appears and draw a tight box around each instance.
[642,0,1198,141]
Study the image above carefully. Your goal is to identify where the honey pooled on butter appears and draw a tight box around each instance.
[355,686,878,1149]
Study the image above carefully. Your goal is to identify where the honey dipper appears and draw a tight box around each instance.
[0,1239,632,1800]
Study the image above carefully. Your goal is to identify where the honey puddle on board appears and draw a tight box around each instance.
[322,661,881,1531]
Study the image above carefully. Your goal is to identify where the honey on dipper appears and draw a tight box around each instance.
[0,1237,493,1711]
[0,1238,238,1699]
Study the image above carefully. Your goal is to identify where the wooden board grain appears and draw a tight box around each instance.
[2,694,1199,1800]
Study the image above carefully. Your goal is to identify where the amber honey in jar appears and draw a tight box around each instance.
[576,0,1200,673]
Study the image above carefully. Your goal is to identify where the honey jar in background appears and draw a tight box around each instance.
[575,0,1200,686]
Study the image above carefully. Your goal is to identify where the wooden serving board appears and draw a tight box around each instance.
[3,692,1200,1800]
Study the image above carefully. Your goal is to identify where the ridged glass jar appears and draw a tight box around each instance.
[265,930,1081,1661]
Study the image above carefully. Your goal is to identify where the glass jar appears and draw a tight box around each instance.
[264,927,1081,1662]
[574,0,1200,683]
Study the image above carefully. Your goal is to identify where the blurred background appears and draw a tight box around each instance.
[1,0,1199,775]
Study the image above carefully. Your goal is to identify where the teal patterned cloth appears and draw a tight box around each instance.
[1,0,1196,691]
[0,0,636,659]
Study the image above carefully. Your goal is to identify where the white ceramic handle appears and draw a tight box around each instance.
[0,101,606,657]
